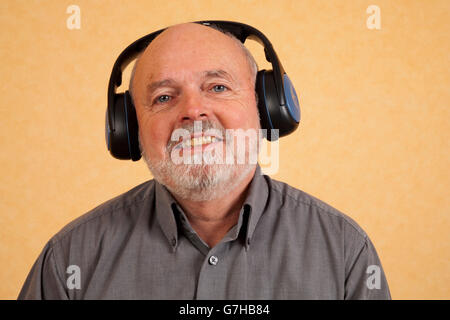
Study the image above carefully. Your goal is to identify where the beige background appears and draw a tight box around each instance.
[0,0,448,299]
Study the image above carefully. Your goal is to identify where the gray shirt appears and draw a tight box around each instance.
[18,166,391,299]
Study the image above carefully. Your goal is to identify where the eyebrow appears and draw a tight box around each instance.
[202,69,234,82]
[146,79,176,94]
[144,69,236,99]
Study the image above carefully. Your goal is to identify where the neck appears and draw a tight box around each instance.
[172,166,256,248]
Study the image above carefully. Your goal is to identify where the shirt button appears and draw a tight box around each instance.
[209,255,219,266]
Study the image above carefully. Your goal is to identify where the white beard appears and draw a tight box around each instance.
[140,121,259,202]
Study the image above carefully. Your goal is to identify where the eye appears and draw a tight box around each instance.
[156,95,171,104]
[211,85,227,93]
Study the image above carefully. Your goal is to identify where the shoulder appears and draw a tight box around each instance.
[265,176,368,241]
[48,179,156,246]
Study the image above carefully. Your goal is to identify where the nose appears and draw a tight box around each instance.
[178,89,209,124]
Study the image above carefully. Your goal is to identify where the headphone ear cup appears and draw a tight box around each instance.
[106,92,141,161]
[124,91,141,161]
[255,70,300,141]
[255,69,278,141]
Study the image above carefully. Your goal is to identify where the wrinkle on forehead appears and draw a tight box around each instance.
[131,23,252,98]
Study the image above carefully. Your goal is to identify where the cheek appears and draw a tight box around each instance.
[138,115,172,160]
[220,96,260,130]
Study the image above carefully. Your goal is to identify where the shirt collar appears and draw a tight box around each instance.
[154,164,269,251]
[154,181,179,252]
[242,164,269,248]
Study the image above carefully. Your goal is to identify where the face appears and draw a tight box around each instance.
[132,23,260,200]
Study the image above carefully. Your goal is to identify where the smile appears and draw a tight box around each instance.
[173,134,223,150]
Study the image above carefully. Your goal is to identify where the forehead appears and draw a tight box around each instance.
[135,23,249,81]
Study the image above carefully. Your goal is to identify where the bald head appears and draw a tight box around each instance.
[129,23,258,104]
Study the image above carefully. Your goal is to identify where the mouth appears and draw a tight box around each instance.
[173,134,223,151]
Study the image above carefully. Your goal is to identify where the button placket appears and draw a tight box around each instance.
[195,244,229,299]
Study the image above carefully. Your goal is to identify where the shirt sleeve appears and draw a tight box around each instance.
[344,236,391,300]
[17,241,69,300]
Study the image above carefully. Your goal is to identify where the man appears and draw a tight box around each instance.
[18,23,391,299]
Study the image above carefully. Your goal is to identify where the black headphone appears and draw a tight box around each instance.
[106,21,300,161]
